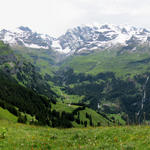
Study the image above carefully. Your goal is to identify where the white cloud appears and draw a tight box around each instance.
[0,0,150,37]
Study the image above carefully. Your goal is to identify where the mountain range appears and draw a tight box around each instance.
[1,24,150,55]
[1,24,150,125]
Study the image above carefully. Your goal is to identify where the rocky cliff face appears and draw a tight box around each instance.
[1,24,150,55]
[0,26,54,49]
[54,24,150,54]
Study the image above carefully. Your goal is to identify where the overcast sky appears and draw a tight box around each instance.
[0,0,150,37]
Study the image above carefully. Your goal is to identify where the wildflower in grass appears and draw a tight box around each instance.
[114,137,118,142]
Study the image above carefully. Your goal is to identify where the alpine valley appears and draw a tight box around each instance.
[1,23,150,127]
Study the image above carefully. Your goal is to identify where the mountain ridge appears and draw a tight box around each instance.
[0,26,54,49]
[1,24,150,55]
[1,25,150,124]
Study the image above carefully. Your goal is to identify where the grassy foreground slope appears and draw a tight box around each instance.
[0,107,17,123]
[0,120,150,150]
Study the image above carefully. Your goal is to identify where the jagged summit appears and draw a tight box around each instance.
[18,26,32,32]
[54,24,150,54]
[0,26,53,49]
[1,24,150,54]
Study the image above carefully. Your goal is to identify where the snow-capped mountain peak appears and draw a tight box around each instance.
[0,26,53,49]
[1,24,150,54]
[53,24,150,54]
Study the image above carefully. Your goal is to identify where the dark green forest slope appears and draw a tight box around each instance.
[3,39,150,126]
[0,41,56,98]
[52,68,150,123]
[0,41,113,127]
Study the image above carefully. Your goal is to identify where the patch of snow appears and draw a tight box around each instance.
[52,40,71,53]
[2,32,17,44]
[52,40,62,49]
[24,43,48,49]
[131,47,137,52]
[112,33,131,45]
[63,47,71,53]
[1,24,150,54]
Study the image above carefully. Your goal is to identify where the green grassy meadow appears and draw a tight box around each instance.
[51,103,114,127]
[13,46,58,76]
[61,49,150,77]
[2,43,150,149]
[1,120,150,150]
[0,108,17,123]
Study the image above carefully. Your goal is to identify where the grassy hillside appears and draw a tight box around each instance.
[2,42,150,127]
[0,68,114,127]
[52,67,150,123]
[0,100,115,128]
[0,107,35,124]
[60,47,150,77]
[11,44,150,78]
[51,102,117,127]
[0,41,57,98]
[12,46,60,76]
[0,41,115,128]
[0,107,17,123]
[0,120,150,149]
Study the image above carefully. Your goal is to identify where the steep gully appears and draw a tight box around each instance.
[137,76,149,119]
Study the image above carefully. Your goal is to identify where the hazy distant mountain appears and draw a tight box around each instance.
[2,24,150,124]
[1,24,150,55]
[53,24,150,54]
[0,26,54,49]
